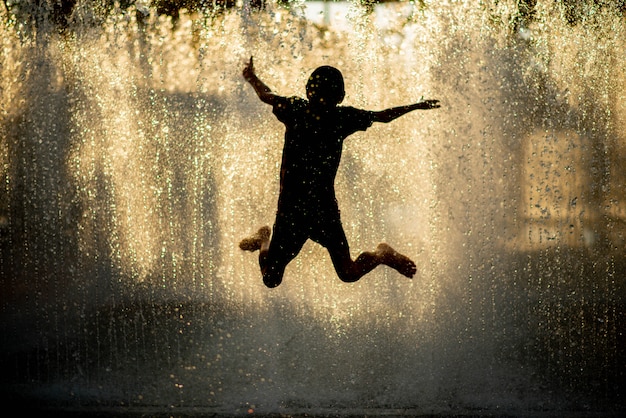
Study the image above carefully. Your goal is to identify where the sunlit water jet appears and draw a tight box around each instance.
[1,1,625,415]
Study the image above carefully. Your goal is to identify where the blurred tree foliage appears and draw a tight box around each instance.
[1,0,625,33]
[1,0,265,33]
[557,0,625,25]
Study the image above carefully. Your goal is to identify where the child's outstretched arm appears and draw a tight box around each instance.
[243,56,279,105]
[372,99,440,123]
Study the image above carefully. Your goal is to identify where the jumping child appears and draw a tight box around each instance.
[239,57,440,288]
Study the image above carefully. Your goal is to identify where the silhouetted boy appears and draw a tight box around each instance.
[240,57,440,288]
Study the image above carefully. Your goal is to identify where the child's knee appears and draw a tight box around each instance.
[262,273,282,288]
[262,265,284,288]
[336,268,358,283]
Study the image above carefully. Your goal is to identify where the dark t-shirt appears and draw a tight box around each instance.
[272,96,374,210]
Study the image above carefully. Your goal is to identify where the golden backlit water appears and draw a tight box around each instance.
[1,1,624,414]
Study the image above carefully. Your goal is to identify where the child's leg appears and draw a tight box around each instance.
[239,226,282,287]
[239,226,278,286]
[329,246,379,283]
[318,212,417,281]
[329,243,416,282]
[262,226,307,288]
[319,222,379,282]
[240,219,307,288]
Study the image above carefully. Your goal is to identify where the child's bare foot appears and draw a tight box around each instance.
[376,243,416,278]
[239,226,271,252]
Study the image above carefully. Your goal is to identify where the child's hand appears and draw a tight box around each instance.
[419,99,440,109]
[243,56,255,81]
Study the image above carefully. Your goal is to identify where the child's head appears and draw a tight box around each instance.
[306,66,345,106]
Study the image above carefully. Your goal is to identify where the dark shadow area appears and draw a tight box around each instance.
[495,248,626,411]
[1,250,624,415]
